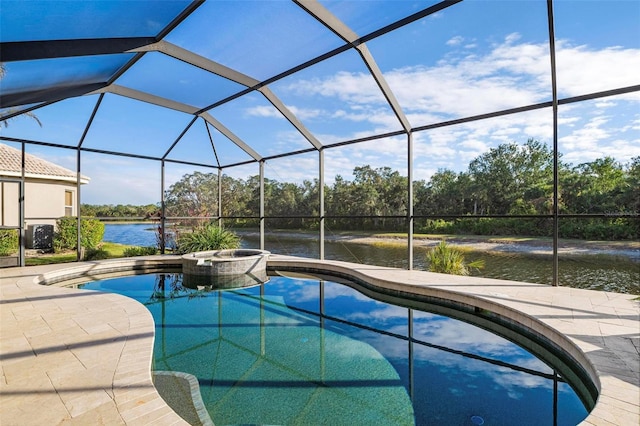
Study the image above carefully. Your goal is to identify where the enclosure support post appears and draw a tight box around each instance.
[19,143,25,267]
[259,160,265,250]
[76,149,82,261]
[160,160,166,254]
[408,309,414,402]
[217,168,222,228]
[73,94,102,262]
[547,0,560,286]
[319,149,325,260]
[407,132,414,270]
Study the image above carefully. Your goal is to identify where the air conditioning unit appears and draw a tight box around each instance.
[27,224,54,250]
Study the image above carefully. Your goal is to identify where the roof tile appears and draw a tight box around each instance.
[0,143,88,182]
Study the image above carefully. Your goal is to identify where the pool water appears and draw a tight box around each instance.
[79,272,590,425]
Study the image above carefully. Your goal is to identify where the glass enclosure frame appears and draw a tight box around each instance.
[1,0,638,288]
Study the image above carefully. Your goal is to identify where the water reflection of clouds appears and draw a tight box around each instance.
[345,304,408,323]
[337,314,555,399]
[413,317,522,357]
[414,344,553,399]
[271,278,556,398]
[266,277,319,302]
[323,281,380,302]
[415,318,551,374]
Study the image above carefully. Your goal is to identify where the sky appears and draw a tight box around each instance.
[1,0,638,205]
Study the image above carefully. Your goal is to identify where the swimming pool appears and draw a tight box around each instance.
[78,271,591,425]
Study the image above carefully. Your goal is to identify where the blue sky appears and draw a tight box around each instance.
[1,0,638,205]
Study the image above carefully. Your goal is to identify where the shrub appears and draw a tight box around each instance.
[83,247,110,260]
[559,217,639,240]
[426,240,484,276]
[0,229,19,256]
[123,246,158,257]
[175,223,240,254]
[54,217,104,251]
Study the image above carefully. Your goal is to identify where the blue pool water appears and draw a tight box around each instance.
[79,272,590,425]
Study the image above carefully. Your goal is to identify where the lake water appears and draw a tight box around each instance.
[103,223,158,247]
[103,224,639,294]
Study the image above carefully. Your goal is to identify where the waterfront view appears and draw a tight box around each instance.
[103,223,639,295]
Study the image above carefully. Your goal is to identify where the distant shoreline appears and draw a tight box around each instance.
[101,224,639,261]
[235,230,640,261]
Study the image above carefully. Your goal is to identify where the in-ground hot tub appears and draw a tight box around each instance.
[181,249,270,289]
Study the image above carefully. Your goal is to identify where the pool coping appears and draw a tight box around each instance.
[1,255,638,425]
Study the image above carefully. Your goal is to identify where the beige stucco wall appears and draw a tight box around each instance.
[0,178,78,228]
[0,181,20,227]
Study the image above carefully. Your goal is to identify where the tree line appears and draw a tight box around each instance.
[83,140,639,240]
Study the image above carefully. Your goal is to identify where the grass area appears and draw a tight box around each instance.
[25,253,77,266]
[100,242,130,257]
[25,242,138,266]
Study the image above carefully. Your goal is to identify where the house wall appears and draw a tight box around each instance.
[0,179,78,228]
[0,181,20,227]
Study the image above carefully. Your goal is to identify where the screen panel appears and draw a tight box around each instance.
[368,0,551,128]
[0,0,191,42]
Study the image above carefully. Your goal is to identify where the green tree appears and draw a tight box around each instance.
[561,157,627,214]
[326,174,352,217]
[352,165,383,219]
[297,179,320,217]
[468,139,554,214]
[224,174,253,217]
[621,157,640,214]
[419,169,474,215]
[378,167,408,217]
[165,171,218,219]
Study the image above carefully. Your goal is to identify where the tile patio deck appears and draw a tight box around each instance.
[1,255,638,425]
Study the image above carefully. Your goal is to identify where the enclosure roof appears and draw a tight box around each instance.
[0,0,425,168]
[1,0,638,172]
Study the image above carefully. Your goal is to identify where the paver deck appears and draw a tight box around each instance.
[1,255,638,425]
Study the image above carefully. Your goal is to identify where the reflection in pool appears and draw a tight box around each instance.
[79,272,590,425]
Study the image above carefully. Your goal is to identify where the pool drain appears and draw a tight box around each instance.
[471,415,485,425]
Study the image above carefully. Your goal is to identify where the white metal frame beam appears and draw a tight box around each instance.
[295,0,412,133]
[132,41,323,150]
[199,113,263,161]
[90,84,262,162]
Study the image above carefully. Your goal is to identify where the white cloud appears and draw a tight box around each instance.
[77,32,639,202]
[595,101,616,109]
[504,32,522,44]
[286,105,323,120]
[289,71,384,106]
[277,32,638,180]
[559,115,611,151]
[460,138,489,153]
[446,35,464,46]
[625,116,640,132]
[555,41,640,96]
[264,154,318,183]
[322,137,408,183]
[244,105,279,118]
